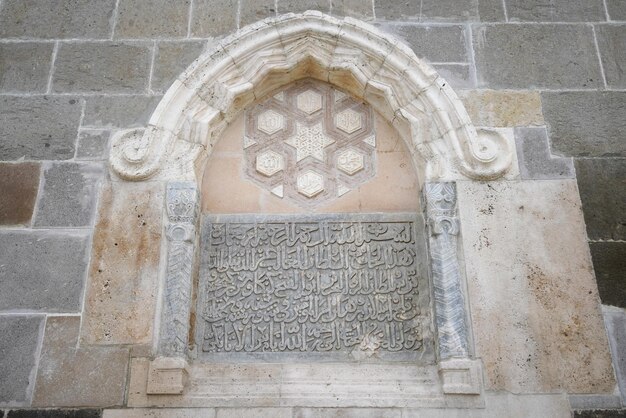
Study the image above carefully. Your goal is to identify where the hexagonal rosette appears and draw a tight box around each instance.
[296,90,322,114]
[297,170,324,198]
[257,110,285,135]
[335,108,362,134]
[337,148,365,175]
[256,150,284,177]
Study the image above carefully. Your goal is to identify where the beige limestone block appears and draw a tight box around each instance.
[32,316,129,407]
[82,181,163,345]
[458,180,615,393]
[104,409,216,418]
[459,90,544,127]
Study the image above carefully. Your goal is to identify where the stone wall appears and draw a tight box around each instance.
[0,0,624,416]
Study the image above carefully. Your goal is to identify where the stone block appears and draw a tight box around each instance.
[0,96,81,161]
[575,159,625,240]
[216,409,292,418]
[542,92,626,157]
[103,410,216,418]
[277,0,330,14]
[115,0,190,38]
[0,316,44,405]
[374,0,419,20]
[293,409,400,418]
[432,64,474,89]
[606,0,626,20]
[591,242,626,308]
[83,96,162,128]
[0,163,41,226]
[603,307,626,406]
[514,127,574,180]
[0,43,53,93]
[76,130,111,161]
[32,317,128,407]
[330,0,373,19]
[190,0,237,38]
[34,162,104,228]
[459,90,544,127]
[240,0,276,27]
[52,43,151,93]
[6,410,102,418]
[506,0,606,22]
[146,358,189,395]
[473,24,602,89]
[81,181,163,345]
[151,41,205,93]
[478,0,506,21]
[569,394,623,410]
[596,24,626,89]
[574,411,626,418]
[0,0,116,38]
[420,0,479,22]
[0,231,90,312]
[457,180,615,393]
[375,24,468,63]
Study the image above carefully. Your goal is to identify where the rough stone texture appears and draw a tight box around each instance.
[83,96,163,128]
[542,92,626,157]
[330,0,373,19]
[458,180,615,393]
[375,24,468,63]
[0,231,90,312]
[34,162,104,228]
[506,0,606,22]
[473,24,602,89]
[591,243,626,309]
[33,317,128,407]
[514,127,574,180]
[606,0,626,20]
[0,96,81,161]
[0,43,53,93]
[216,409,292,418]
[151,41,205,93]
[477,0,506,21]
[575,411,626,418]
[240,0,276,26]
[115,0,190,38]
[103,410,215,418]
[76,131,111,161]
[81,181,162,345]
[460,90,544,127]
[0,0,116,39]
[575,159,625,240]
[294,409,400,418]
[420,0,479,22]
[603,308,626,405]
[278,0,330,14]
[569,394,623,410]
[374,0,419,20]
[432,64,474,89]
[190,0,237,38]
[595,25,626,89]
[6,411,102,418]
[52,43,151,93]
[0,163,41,226]
[0,316,44,405]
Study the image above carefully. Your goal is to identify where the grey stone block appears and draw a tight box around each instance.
[6,410,102,418]
[542,92,626,157]
[574,410,626,417]
[592,243,626,308]
[34,162,104,228]
[0,231,90,312]
[278,0,330,14]
[375,24,468,63]
[473,24,602,89]
[596,24,626,89]
[190,0,237,37]
[240,0,276,27]
[0,163,41,226]
[606,0,626,20]
[514,127,574,180]
[0,96,81,161]
[603,308,626,406]
[0,43,53,93]
[478,0,506,21]
[115,0,191,38]
[569,394,623,410]
[0,0,116,39]
[420,0,479,22]
[0,316,43,404]
[52,42,151,93]
[432,64,474,89]
[506,0,606,22]
[375,0,420,20]
[330,0,373,19]
[76,130,110,161]
[575,158,625,241]
[294,409,401,418]
[151,41,205,93]
[82,95,162,128]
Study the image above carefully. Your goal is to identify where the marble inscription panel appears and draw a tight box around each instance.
[196,214,433,362]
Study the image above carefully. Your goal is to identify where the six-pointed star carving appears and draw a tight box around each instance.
[285,122,335,162]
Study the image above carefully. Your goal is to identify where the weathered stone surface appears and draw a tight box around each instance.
[83,96,162,128]
[458,180,615,393]
[0,96,81,161]
[506,0,606,21]
[574,411,626,418]
[103,410,215,418]
[6,410,102,418]
[82,181,162,345]
[568,394,623,410]
[478,0,506,21]
[596,25,626,89]
[603,307,626,406]
[591,242,626,308]
[375,24,468,63]
[460,90,544,127]
[151,41,205,93]
[216,409,291,418]
[575,159,625,240]
[420,0,479,22]
[0,231,90,312]
[0,0,115,38]
[190,0,237,37]
[542,92,626,157]
[34,162,104,228]
[514,127,574,180]
[33,317,128,407]
[473,24,602,89]
[52,43,151,93]
[0,163,41,226]
[294,409,400,418]
[115,0,190,38]
[0,316,44,405]
[374,0,419,20]
[606,0,626,20]
[278,0,330,14]
[330,0,373,19]
[240,0,276,26]
[0,43,53,93]
[432,64,474,89]
[76,131,110,161]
